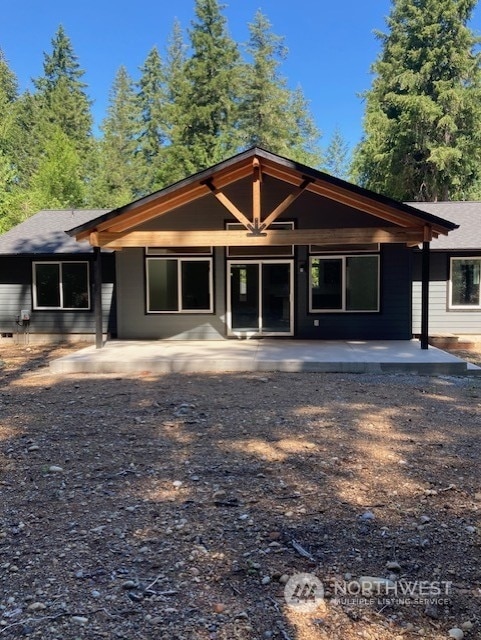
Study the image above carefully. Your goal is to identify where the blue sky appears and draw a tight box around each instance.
[2,1,481,151]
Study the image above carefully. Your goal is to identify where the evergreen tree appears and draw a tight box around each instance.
[136,47,166,192]
[325,127,351,180]
[0,50,23,230]
[157,20,192,186]
[239,10,320,165]
[35,25,93,155]
[175,0,241,174]
[89,66,140,207]
[352,0,481,201]
[29,126,85,210]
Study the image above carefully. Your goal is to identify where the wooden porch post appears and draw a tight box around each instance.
[420,239,430,350]
[93,246,103,349]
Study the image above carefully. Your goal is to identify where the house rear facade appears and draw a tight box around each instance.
[0,148,461,344]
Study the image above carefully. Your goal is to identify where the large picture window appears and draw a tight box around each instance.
[146,258,213,313]
[33,262,90,310]
[450,257,481,308]
[310,255,379,312]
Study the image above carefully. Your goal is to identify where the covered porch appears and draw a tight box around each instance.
[49,339,479,375]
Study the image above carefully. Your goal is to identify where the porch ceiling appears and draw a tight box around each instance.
[68,147,458,249]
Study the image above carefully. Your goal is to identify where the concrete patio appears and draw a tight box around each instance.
[49,339,480,375]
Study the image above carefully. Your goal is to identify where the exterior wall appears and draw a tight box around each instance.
[412,251,481,335]
[116,248,226,340]
[296,244,412,339]
[0,254,116,338]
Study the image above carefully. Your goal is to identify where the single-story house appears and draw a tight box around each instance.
[0,147,469,346]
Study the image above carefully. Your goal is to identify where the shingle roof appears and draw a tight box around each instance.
[0,210,110,255]
[408,202,481,250]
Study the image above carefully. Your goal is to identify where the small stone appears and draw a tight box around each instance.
[420,515,431,524]
[28,602,46,611]
[448,629,464,640]
[465,526,477,534]
[121,580,137,590]
[474,493,481,501]
[279,574,290,584]
[48,465,63,473]
[461,622,473,630]
[360,511,375,521]
[386,561,402,571]
[91,590,101,598]
[172,480,183,489]
[238,514,249,520]
[424,603,439,619]
[71,616,88,625]
[149,617,164,625]
[213,603,226,613]
[261,576,271,585]
[27,445,39,452]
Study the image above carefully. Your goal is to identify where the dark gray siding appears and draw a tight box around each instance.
[296,244,412,339]
[0,254,116,337]
[412,251,481,334]
[116,248,225,340]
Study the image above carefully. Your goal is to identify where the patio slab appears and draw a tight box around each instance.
[49,339,480,375]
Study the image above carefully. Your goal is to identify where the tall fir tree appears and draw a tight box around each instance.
[157,20,192,186]
[175,0,241,175]
[34,25,93,156]
[352,0,481,201]
[88,66,140,207]
[136,46,167,193]
[238,10,320,165]
[325,127,351,180]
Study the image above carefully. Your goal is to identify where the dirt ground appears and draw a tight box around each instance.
[0,342,480,640]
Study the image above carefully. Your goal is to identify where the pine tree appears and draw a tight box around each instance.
[175,0,241,174]
[88,66,140,207]
[352,0,481,201]
[325,127,351,180]
[238,10,321,165]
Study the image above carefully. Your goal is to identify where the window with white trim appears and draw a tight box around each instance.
[310,255,380,312]
[33,262,90,310]
[450,257,481,308]
[146,257,213,313]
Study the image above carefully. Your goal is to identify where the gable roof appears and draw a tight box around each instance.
[409,202,481,250]
[0,209,110,255]
[68,147,457,242]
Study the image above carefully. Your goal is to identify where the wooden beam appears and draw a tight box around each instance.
[204,180,252,230]
[262,178,312,230]
[73,162,257,239]
[93,227,425,249]
[252,158,262,229]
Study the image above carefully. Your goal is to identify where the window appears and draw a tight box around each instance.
[310,255,379,312]
[450,257,481,308]
[33,262,90,310]
[146,258,213,313]
[226,221,294,257]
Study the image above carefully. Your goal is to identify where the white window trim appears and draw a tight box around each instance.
[146,257,214,314]
[32,261,90,311]
[309,254,380,313]
[449,256,481,310]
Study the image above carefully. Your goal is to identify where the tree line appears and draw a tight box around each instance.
[1,0,481,233]
[1,0,352,232]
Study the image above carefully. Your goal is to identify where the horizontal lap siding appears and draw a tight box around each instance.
[296,244,412,339]
[412,252,481,335]
[116,248,226,340]
[0,256,116,336]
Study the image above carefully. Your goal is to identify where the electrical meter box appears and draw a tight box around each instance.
[20,310,30,321]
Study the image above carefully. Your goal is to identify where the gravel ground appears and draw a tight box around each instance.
[0,343,480,640]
